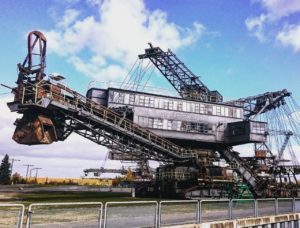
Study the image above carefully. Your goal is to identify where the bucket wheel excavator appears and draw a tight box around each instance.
[6,31,300,198]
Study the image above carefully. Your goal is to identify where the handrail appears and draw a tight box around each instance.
[1,199,299,228]
[26,202,103,228]
[0,204,25,228]
[103,201,158,228]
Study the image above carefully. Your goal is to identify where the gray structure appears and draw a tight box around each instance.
[8,31,300,199]
[87,87,267,148]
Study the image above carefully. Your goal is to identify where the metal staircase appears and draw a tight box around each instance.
[219,148,267,197]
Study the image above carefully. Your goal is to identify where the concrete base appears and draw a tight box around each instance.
[162,213,300,228]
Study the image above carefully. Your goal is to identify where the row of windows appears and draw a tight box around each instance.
[228,122,267,136]
[251,122,266,134]
[112,91,242,118]
[138,116,213,134]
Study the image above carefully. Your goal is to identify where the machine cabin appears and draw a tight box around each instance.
[87,87,267,149]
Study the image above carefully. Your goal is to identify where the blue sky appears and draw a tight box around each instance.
[0,0,299,178]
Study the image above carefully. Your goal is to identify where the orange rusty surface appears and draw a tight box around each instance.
[13,114,57,145]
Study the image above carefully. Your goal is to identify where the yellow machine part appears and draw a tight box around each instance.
[13,114,57,145]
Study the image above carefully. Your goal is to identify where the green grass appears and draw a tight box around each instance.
[2,191,160,208]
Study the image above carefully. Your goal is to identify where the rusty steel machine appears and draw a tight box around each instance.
[6,31,300,198]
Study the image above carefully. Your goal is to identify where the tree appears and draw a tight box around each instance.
[11,172,22,184]
[0,154,11,184]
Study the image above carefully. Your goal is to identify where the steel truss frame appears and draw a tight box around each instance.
[139,44,222,102]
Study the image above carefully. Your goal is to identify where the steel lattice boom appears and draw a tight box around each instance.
[138,43,223,103]
[225,90,291,120]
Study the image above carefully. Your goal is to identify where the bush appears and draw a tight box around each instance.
[11,172,22,184]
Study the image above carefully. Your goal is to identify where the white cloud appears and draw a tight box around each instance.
[0,95,114,178]
[258,0,300,21]
[68,55,127,81]
[245,14,267,42]
[44,0,205,82]
[276,24,300,51]
[0,94,156,178]
[86,0,103,7]
[246,0,300,46]
[57,9,80,28]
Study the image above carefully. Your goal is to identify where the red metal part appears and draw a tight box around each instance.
[26,31,47,74]
[17,31,47,83]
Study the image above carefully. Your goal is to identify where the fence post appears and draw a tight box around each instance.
[196,200,200,224]
[275,198,278,216]
[199,200,202,224]
[155,202,161,228]
[254,199,258,218]
[25,210,32,228]
[293,198,296,213]
[157,201,161,228]
[17,208,22,228]
[97,207,102,228]
[103,202,108,228]
[229,200,232,220]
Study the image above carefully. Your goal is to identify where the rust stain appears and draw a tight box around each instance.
[13,114,57,145]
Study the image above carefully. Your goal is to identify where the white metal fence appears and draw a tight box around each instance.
[159,200,199,226]
[256,198,277,217]
[1,198,300,228]
[200,199,230,223]
[0,204,24,228]
[26,202,103,228]
[103,201,158,228]
[231,199,255,219]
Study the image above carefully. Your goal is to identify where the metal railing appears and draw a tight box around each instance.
[103,201,158,228]
[278,198,294,215]
[1,198,300,227]
[0,204,24,228]
[200,199,231,223]
[231,199,255,219]
[158,200,199,227]
[256,198,277,217]
[26,202,103,228]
